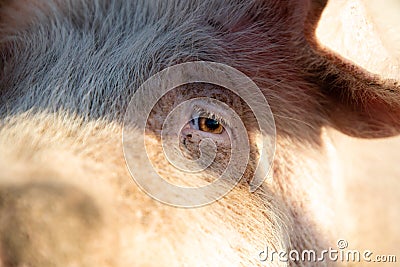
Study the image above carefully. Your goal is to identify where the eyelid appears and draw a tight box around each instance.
[191,106,230,128]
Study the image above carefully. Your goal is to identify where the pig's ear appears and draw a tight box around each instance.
[300,0,400,138]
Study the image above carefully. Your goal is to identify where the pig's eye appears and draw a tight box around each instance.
[190,117,224,134]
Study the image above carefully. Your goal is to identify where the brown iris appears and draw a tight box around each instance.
[198,117,223,134]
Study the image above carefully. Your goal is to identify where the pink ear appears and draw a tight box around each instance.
[312,50,400,137]
[300,0,400,138]
[302,0,327,39]
[223,0,399,138]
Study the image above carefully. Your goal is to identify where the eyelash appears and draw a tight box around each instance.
[191,106,228,127]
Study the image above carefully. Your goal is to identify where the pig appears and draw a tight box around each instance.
[0,0,399,266]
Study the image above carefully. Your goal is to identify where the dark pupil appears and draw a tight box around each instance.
[205,118,220,130]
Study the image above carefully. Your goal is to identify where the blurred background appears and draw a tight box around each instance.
[317,1,400,265]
